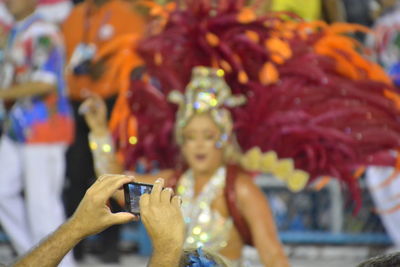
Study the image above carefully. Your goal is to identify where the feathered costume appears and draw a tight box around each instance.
[96,0,400,213]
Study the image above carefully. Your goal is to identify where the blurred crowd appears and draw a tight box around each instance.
[0,0,399,266]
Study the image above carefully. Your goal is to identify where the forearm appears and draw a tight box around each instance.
[148,244,182,267]
[88,129,171,182]
[237,177,289,267]
[12,220,82,267]
[0,82,54,100]
[89,130,124,175]
[260,244,289,267]
[254,229,289,267]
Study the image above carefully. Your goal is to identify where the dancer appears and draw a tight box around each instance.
[83,66,289,266]
[83,0,400,265]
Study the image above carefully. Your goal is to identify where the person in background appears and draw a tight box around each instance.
[11,176,185,267]
[36,0,73,24]
[0,0,74,266]
[0,0,72,26]
[322,0,347,22]
[269,0,323,20]
[364,0,400,253]
[342,0,375,26]
[0,1,12,32]
[367,0,400,86]
[0,1,12,130]
[61,0,145,262]
[258,0,346,22]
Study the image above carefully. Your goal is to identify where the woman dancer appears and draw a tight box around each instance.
[82,0,400,265]
[83,66,289,266]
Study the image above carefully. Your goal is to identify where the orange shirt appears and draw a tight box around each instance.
[62,0,145,101]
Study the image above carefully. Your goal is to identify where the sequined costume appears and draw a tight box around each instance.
[178,167,233,250]
[178,167,243,266]
[89,0,400,262]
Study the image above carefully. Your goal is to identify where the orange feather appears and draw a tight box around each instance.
[259,62,279,85]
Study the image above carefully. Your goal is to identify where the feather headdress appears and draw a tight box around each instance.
[99,0,400,209]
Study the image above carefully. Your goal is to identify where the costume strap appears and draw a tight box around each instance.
[169,168,183,190]
[224,165,253,245]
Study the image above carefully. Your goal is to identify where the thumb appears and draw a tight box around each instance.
[109,212,137,225]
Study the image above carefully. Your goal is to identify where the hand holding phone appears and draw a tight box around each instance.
[139,178,184,267]
[123,182,154,215]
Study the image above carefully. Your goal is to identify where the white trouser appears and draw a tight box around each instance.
[366,166,400,248]
[0,135,75,267]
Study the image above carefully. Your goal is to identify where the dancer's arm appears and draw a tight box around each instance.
[80,96,174,202]
[236,174,290,267]
[81,95,173,178]
[80,95,124,175]
[87,124,173,184]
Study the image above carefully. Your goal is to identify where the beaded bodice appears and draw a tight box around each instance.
[177,167,233,252]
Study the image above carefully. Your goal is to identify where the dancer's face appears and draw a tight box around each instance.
[181,114,224,174]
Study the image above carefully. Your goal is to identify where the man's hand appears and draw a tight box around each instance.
[13,174,137,267]
[140,178,185,267]
[69,174,138,239]
[79,95,108,136]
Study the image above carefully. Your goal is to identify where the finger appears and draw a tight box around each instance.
[84,91,100,100]
[100,174,133,191]
[87,174,113,193]
[98,175,135,201]
[171,195,182,208]
[113,195,125,209]
[78,98,93,115]
[84,90,96,98]
[150,178,164,204]
[91,94,105,110]
[92,93,102,102]
[80,95,103,114]
[139,193,150,210]
[116,175,136,190]
[109,212,137,225]
[160,187,173,204]
[96,174,117,184]
[88,99,102,115]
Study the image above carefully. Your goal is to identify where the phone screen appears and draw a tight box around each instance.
[123,182,153,215]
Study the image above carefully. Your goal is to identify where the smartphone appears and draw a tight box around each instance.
[123,182,153,215]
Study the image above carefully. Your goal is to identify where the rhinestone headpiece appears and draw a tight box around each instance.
[168,66,246,146]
